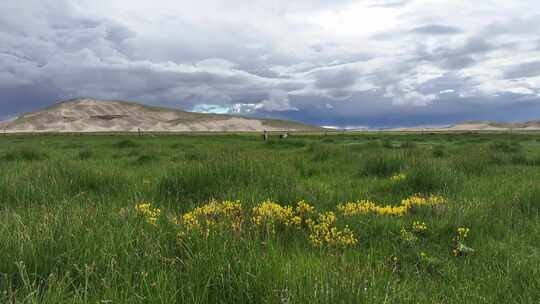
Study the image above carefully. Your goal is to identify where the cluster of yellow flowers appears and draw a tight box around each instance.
[135,202,161,225]
[452,227,474,256]
[307,212,358,248]
[251,200,316,232]
[252,201,298,229]
[400,194,446,210]
[295,200,316,217]
[132,196,476,258]
[250,201,357,247]
[390,173,406,182]
[337,200,376,215]
[175,199,357,248]
[338,200,409,216]
[181,200,243,236]
[411,221,428,233]
[338,195,445,217]
[457,227,470,240]
[167,195,447,249]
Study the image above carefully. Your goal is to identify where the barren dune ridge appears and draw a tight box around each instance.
[0,98,319,133]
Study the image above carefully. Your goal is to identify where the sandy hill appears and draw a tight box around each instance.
[0,98,320,133]
[446,120,540,131]
[392,120,540,132]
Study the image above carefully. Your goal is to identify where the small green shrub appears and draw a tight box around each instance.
[489,141,521,153]
[510,153,529,166]
[432,146,446,158]
[399,163,458,195]
[77,149,93,160]
[113,139,139,149]
[531,156,540,166]
[400,141,417,149]
[361,155,404,177]
[134,154,159,164]
[382,140,394,149]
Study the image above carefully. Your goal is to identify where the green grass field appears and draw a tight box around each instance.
[1,132,539,303]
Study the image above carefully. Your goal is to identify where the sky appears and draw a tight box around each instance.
[1,0,540,127]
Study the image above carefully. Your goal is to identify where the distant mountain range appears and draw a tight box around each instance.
[0,98,320,133]
[1,99,538,133]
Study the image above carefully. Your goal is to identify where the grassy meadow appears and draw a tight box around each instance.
[0,132,539,303]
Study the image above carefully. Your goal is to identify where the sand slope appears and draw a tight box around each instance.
[0,98,319,133]
[393,121,540,132]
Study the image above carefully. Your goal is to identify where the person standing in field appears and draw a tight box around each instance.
[263,130,268,141]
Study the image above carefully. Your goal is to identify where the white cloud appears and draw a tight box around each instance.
[255,91,299,112]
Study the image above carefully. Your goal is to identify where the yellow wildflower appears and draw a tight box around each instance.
[135,202,161,226]
[252,201,295,231]
[337,200,378,216]
[295,200,315,216]
[457,227,470,239]
[181,200,243,236]
[400,194,445,210]
[375,205,408,216]
[308,211,358,248]
[411,221,428,233]
[337,200,408,217]
[338,194,445,218]
[390,173,406,182]
[452,227,474,257]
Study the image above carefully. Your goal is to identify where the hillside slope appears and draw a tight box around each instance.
[0,98,320,133]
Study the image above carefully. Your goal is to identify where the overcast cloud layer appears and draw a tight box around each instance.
[1,0,540,127]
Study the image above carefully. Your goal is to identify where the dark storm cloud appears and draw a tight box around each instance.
[415,37,494,69]
[416,72,475,94]
[412,25,463,35]
[0,83,63,117]
[264,92,540,128]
